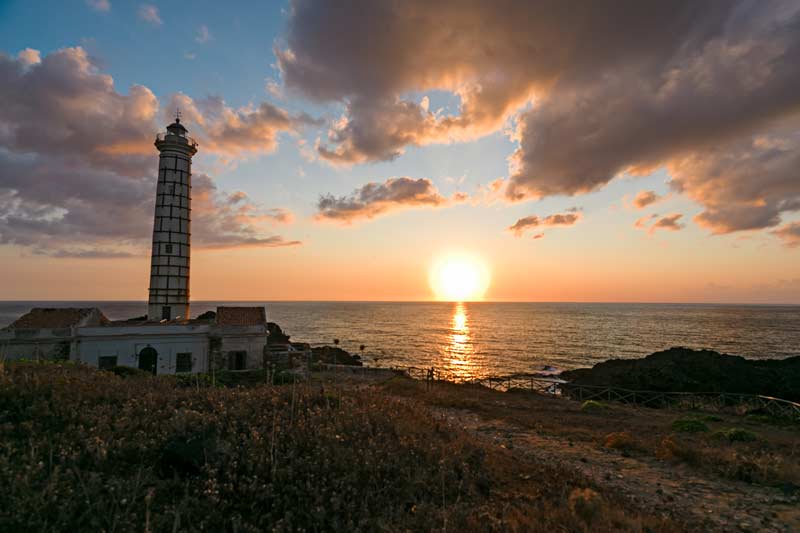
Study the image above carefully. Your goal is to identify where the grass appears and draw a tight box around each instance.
[581,400,610,412]
[380,376,800,488]
[711,427,758,442]
[0,362,683,532]
[671,418,710,433]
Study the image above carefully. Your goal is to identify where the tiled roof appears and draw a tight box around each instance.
[9,308,108,329]
[215,306,267,326]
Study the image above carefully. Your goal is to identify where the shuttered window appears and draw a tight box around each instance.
[176,353,193,373]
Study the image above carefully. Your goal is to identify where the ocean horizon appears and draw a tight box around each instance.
[3,301,798,379]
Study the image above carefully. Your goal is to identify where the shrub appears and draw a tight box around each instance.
[109,365,151,379]
[568,488,603,524]
[580,400,609,412]
[712,428,758,443]
[603,431,635,451]
[656,436,700,464]
[671,418,709,433]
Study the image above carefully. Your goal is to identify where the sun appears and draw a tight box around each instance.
[429,254,490,301]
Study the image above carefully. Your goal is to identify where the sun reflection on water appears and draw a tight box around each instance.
[443,302,477,380]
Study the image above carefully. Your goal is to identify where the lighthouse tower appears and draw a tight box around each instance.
[147,114,198,321]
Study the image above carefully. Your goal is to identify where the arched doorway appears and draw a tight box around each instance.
[138,347,158,375]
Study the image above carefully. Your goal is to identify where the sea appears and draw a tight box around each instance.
[2,301,799,379]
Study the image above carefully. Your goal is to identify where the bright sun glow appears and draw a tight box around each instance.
[429,254,491,301]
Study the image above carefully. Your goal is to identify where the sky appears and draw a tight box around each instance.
[0,0,799,303]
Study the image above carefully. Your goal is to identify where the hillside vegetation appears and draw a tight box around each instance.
[0,362,682,532]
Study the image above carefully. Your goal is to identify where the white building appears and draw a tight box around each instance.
[0,118,270,374]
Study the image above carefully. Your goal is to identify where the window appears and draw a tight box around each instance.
[176,353,193,373]
[165,244,173,254]
[98,356,117,370]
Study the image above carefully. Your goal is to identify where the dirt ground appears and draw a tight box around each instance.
[375,377,800,532]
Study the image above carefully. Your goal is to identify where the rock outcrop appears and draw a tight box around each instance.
[311,345,362,366]
[267,322,291,344]
[561,347,800,401]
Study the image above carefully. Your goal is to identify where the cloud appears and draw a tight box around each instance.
[508,211,581,237]
[164,93,319,157]
[316,177,448,223]
[196,25,212,44]
[634,213,658,229]
[508,216,540,236]
[86,0,110,11]
[17,48,41,66]
[48,249,136,259]
[192,174,300,249]
[650,214,685,234]
[138,4,162,25]
[279,0,800,238]
[632,190,661,209]
[772,221,800,247]
[0,47,299,257]
[669,129,800,233]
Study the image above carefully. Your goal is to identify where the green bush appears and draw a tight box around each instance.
[712,428,758,442]
[671,418,710,433]
[580,400,609,412]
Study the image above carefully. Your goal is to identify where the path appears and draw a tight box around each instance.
[429,405,800,532]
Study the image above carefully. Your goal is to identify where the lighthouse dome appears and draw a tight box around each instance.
[166,118,188,135]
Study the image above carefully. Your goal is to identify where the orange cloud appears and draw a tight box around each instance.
[164,93,320,158]
[508,211,581,237]
[772,222,800,247]
[632,190,661,209]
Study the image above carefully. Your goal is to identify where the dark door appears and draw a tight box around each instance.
[229,351,247,370]
[138,347,158,375]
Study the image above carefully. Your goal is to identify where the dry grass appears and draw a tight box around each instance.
[0,362,684,532]
[380,376,800,487]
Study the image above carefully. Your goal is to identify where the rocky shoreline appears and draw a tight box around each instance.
[268,322,364,366]
[561,347,800,402]
[269,320,800,402]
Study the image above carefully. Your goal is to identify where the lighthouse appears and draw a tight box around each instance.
[147,114,198,321]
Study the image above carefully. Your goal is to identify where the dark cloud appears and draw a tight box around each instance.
[0,48,300,257]
[508,211,581,237]
[316,177,448,222]
[279,1,728,164]
[669,129,800,233]
[633,190,661,209]
[772,221,800,247]
[279,0,800,237]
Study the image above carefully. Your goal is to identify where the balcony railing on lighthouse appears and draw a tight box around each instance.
[156,131,198,148]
